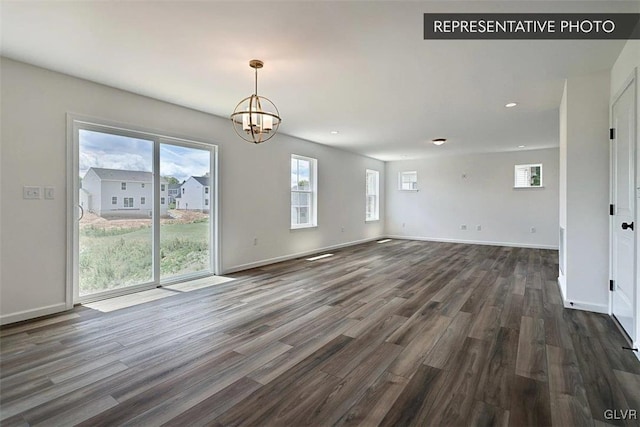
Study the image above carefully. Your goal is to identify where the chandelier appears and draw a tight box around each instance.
[230,59,282,144]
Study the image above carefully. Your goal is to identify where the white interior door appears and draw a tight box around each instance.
[611,75,637,341]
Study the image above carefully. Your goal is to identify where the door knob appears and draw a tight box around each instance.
[622,222,634,231]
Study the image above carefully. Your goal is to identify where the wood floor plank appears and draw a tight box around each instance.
[469,400,510,427]
[475,327,519,409]
[387,314,452,378]
[546,344,593,427]
[508,375,552,427]
[515,316,548,382]
[571,334,630,425]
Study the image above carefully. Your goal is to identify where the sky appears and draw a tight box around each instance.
[79,129,210,182]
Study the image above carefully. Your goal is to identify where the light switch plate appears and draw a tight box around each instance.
[23,186,41,199]
[44,186,55,200]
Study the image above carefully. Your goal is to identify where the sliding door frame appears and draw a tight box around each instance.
[66,114,220,305]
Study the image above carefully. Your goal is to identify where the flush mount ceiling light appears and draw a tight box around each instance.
[230,59,281,144]
[330,130,339,135]
[518,145,526,148]
[505,102,518,108]
[432,138,447,146]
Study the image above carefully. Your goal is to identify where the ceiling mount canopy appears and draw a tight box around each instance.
[230,59,282,144]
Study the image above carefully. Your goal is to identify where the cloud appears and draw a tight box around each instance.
[79,129,210,182]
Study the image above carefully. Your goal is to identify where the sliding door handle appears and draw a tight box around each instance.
[622,222,634,231]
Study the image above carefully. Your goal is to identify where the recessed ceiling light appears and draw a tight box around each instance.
[505,102,518,108]
[330,130,339,135]
[518,145,526,148]
[432,138,447,146]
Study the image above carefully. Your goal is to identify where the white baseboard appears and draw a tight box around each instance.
[385,235,558,250]
[0,303,68,326]
[562,299,609,314]
[223,236,384,274]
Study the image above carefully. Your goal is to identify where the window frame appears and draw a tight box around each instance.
[365,169,380,222]
[399,171,418,191]
[121,182,127,190]
[124,197,134,208]
[514,163,543,188]
[112,196,117,205]
[290,154,318,229]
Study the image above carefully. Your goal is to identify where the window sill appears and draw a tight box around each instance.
[365,219,380,223]
[398,189,419,192]
[513,186,545,189]
[290,224,318,230]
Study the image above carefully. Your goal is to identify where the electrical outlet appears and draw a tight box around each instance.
[402,222,406,228]
[476,225,482,231]
[460,224,467,230]
[530,227,536,233]
[341,227,345,232]
[23,186,41,199]
[253,237,258,246]
[44,187,55,200]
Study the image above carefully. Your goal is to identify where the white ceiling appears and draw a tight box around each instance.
[1,1,638,161]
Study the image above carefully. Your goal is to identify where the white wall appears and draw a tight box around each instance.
[611,39,640,351]
[385,149,559,249]
[0,58,385,324]
[559,70,611,314]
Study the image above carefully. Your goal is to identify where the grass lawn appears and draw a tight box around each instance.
[79,221,210,295]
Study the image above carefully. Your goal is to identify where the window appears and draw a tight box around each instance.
[141,197,146,205]
[399,171,418,190]
[124,197,134,208]
[160,197,165,204]
[366,169,380,221]
[141,183,145,188]
[205,187,209,194]
[291,154,317,228]
[514,164,543,188]
[112,196,117,205]
[121,182,127,190]
[182,188,185,194]
[161,184,166,191]
[205,199,209,206]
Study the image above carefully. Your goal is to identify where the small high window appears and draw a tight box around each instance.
[121,182,127,190]
[399,171,418,191]
[514,164,543,188]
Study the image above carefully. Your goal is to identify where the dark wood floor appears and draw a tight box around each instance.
[1,240,639,426]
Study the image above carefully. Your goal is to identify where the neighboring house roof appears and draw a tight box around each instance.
[193,176,210,186]
[85,167,167,183]
[168,183,182,190]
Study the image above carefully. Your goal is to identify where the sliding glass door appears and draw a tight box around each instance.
[70,119,217,302]
[77,129,154,296]
[159,142,212,280]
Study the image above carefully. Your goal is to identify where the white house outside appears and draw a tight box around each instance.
[176,175,210,212]
[81,167,168,218]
